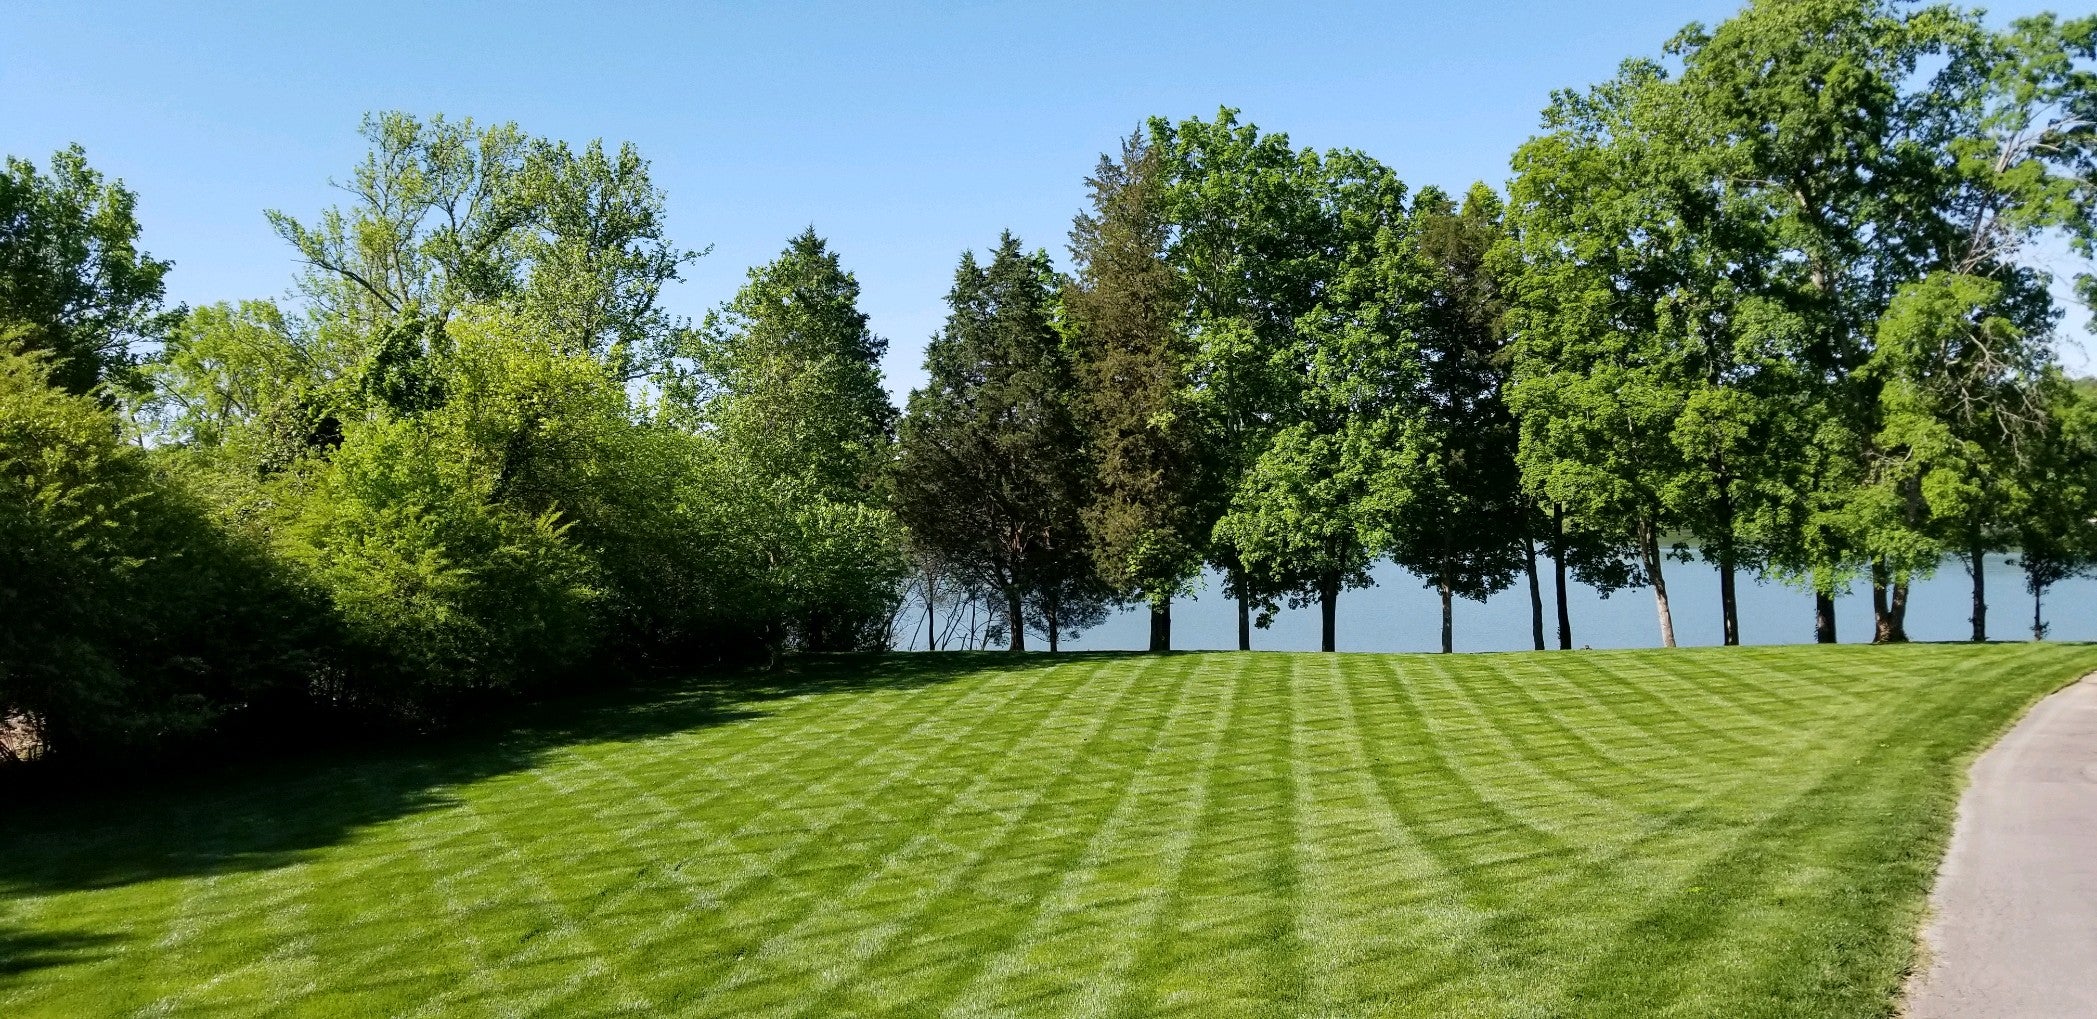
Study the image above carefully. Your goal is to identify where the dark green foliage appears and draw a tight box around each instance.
[893,234,1112,651]
[1380,185,1529,653]
[0,346,321,756]
[1066,132,1204,647]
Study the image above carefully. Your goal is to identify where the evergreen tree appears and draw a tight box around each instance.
[1066,131,1202,651]
[893,234,1108,651]
[692,228,896,498]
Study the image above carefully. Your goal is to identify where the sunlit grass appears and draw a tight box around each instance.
[3,643,2093,1017]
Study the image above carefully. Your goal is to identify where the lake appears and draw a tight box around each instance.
[943,554,2097,653]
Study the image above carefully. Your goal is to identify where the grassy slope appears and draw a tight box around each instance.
[2,644,2093,1018]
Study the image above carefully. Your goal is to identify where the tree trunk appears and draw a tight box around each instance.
[924,582,937,651]
[1439,575,1455,654]
[1005,590,1025,652]
[1814,589,1837,644]
[1149,596,1171,653]
[1717,555,1740,647]
[1871,565,1894,643]
[1319,572,1339,653]
[1234,568,1251,651]
[1552,505,1573,650]
[1969,544,1987,643]
[1715,483,1739,646]
[1889,581,1910,643]
[1641,518,1676,648]
[2033,584,2047,640]
[1523,534,1545,651]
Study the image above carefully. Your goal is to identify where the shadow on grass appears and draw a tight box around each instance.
[0,652,1111,909]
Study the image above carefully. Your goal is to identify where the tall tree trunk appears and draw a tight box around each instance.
[1889,581,1910,643]
[1552,504,1573,650]
[1234,568,1251,651]
[1717,553,1739,647]
[2033,584,2047,640]
[1969,543,1987,643]
[1005,589,1025,652]
[1149,595,1171,653]
[1716,483,1739,646]
[1319,571,1339,653]
[1047,598,1060,653]
[1439,574,1455,654]
[1887,561,1904,641]
[1523,534,1545,651]
[1641,518,1677,648]
[1814,587,1837,644]
[924,581,937,651]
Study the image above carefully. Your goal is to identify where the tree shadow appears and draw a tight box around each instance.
[0,651,1088,904]
[0,930,126,979]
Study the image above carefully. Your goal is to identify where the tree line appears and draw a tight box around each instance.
[3,0,2094,764]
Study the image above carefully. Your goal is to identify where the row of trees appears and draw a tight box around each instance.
[891,0,2097,655]
[5,0,2095,763]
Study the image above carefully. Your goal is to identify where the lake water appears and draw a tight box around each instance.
[985,554,2097,653]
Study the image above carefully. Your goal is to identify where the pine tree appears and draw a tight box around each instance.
[1066,132,1202,651]
[693,228,896,499]
[893,234,1109,651]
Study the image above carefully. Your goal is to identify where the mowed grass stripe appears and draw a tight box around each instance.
[3,644,2093,1018]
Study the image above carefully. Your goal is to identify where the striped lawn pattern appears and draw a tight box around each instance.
[2,643,2093,1017]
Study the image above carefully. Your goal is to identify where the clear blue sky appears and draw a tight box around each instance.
[6,0,2089,392]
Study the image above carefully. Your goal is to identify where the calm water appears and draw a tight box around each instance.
[1018,554,2097,653]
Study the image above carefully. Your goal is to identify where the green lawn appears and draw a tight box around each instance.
[3,645,2094,1017]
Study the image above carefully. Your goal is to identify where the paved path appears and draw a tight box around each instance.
[1906,673,2097,1019]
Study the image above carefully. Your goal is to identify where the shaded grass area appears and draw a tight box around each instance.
[1,644,2092,1017]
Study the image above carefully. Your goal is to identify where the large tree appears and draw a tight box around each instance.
[1065,132,1204,652]
[1381,185,1530,653]
[892,234,1107,651]
[267,112,698,381]
[689,228,896,498]
[685,229,904,649]
[1147,109,1332,649]
[0,146,177,396]
[1504,63,1701,649]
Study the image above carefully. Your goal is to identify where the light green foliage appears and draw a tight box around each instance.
[679,229,906,650]
[266,112,697,379]
[1152,112,1427,642]
[0,146,177,396]
[4,646,2094,1015]
[689,228,897,498]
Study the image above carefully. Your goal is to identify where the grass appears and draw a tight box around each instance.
[2,644,2094,1017]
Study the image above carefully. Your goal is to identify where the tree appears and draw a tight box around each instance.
[1504,63,1698,648]
[267,112,699,380]
[893,234,1107,651]
[684,229,904,649]
[1214,147,1423,653]
[1382,185,1529,653]
[1066,131,1203,651]
[690,228,896,496]
[1657,1,2097,643]
[2012,376,2097,639]
[1148,109,1331,649]
[0,146,177,396]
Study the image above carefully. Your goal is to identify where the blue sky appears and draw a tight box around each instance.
[6,1,2089,393]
